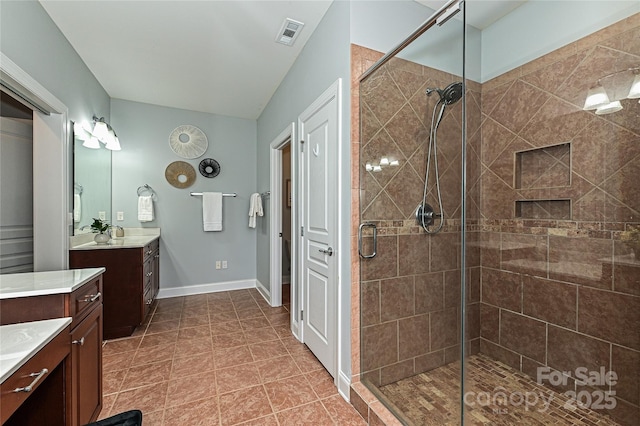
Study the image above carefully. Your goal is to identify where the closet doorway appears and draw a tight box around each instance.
[269,123,300,338]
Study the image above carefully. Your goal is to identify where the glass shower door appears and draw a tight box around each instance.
[357,2,471,423]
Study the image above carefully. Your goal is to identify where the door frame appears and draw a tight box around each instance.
[1,52,70,271]
[269,122,301,339]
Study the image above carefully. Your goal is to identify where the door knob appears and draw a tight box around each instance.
[319,247,333,256]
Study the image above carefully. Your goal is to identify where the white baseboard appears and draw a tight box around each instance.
[337,370,351,401]
[255,279,270,303]
[157,279,256,299]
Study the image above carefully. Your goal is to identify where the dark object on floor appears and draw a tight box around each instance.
[84,410,142,426]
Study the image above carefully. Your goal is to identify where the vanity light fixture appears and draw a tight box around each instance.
[582,85,610,110]
[583,67,640,115]
[79,115,122,151]
[628,73,640,99]
[595,100,623,115]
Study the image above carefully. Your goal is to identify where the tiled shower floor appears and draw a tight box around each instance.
[377,353,621,426]
[99,288,365,425]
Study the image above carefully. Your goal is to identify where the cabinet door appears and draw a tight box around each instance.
[70,305,103,426]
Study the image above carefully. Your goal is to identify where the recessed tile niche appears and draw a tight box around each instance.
[515,143,571,219]
[515,199,571,220]
[515,143,570,189]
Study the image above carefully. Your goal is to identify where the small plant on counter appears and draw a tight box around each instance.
[90,218,110,234]
[621,225,640,260]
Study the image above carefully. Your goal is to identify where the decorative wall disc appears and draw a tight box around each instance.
[165,161,196,189]
[169,125,208,159]
[198,158,220,178]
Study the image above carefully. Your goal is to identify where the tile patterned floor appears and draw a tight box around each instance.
[377,353,621,426]
[99,288,366,426]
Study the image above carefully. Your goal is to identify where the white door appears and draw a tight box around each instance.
[299,80,340,378]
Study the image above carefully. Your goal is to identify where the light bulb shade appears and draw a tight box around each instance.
[73,122,91,141]
[105,135,121,151]
[92,121,109,141]
[104,129,116,145]
[82,136,101,149]
[583,85,610,110]
[379,157,390,166]
[627,74,640,99]
[595,100,623,115]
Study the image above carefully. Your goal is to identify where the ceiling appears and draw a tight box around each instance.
[40,1,526,121]
[40,0,333,120]
[416,0,528,30]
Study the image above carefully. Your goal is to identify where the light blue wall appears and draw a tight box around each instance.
[481,0,640,81]
[256,0,351,291]
[110,99,257,289]
[0,0,110,124]
[256,0,351,380]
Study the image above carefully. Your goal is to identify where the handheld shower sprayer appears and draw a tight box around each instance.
[417,81,462,234]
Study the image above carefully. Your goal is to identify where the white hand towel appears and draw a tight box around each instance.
[203,192,223,231]
[73,193,82,222]
[248,193,263,228]
[138,195,154,222]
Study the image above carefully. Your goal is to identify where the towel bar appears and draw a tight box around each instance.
[137,184,157,200]
[190,192,237,197]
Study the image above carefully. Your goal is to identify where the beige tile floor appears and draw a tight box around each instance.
[99,288,366,426]
[377,353,621,426]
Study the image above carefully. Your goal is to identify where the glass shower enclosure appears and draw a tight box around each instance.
[357,1,639,425]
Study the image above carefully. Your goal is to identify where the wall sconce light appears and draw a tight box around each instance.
[74,116,121,150]
[628,74,640,99]
[583,67,639,115]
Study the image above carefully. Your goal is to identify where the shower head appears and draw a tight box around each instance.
[425,81,463,105]
[441,82,463,105]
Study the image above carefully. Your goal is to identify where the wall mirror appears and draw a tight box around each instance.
[72,120,112,234]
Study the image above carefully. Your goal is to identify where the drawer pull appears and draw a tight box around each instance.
[155,254,160,259]
[82,292,101,303]
[13,368,48,393]
[146,271,153,277]
[72,337,85,346]
[146,299,153,305]
[146,250,153,255]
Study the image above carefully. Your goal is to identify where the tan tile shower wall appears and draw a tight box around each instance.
[352,46,483,388]
[479,14,640,426]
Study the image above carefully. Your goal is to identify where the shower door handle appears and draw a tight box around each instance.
[358,222,377,259]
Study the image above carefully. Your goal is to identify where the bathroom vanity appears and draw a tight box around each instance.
[69,229,160,339]
[0,268,104,426]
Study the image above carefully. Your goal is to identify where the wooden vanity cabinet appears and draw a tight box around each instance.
[70,304,103,425]
[1,325,70,426]
[70,238,160,339]
[0,275,103,426]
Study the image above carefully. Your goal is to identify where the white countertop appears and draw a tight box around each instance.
[0,317,72,383]
[70,228,160,251]
[0,268,105,299]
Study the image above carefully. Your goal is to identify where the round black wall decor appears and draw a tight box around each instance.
[198,158,221,178]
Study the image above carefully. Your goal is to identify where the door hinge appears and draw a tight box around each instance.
[279,232,283,237]
[301,310,304,321]
[300,139,304,152]
[301,226,304,237]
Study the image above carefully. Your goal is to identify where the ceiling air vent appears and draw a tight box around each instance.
[276,18,304,46]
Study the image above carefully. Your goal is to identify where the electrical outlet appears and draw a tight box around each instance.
[117,211,124,221]
[215,261,221,270]
[98,211,106,220]
[222,260,228,269]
